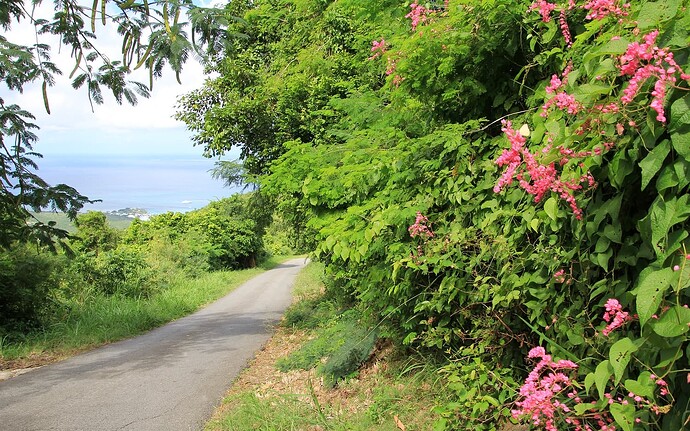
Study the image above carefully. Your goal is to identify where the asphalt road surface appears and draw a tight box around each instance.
[0,258,307,431]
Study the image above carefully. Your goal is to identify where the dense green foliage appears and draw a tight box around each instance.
[181,0,690,429]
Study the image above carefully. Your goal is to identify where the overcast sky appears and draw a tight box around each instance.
[3,3,223,158]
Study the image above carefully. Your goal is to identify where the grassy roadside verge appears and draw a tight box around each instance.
[0,256,294,371]
[206,262,449,430]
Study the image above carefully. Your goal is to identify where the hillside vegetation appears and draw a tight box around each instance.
[30,211,135,232]
[1,193,293,365]
[178,0,690,429]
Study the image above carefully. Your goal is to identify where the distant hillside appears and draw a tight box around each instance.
[30,211,136,233]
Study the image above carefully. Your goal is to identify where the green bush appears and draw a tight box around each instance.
[71,211,119,255]
[122,205,264,270]
[74,247,155,298]
[0,246,60,332]
[144,230,212,279]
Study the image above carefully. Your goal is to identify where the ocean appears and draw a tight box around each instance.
[36,154,238,214]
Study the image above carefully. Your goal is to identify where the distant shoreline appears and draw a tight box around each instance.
[29,208,154,232]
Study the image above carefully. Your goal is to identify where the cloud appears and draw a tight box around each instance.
[3,5,209,152]
[2,3,212,156]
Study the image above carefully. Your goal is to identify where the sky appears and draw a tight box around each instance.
[2,2,231,159]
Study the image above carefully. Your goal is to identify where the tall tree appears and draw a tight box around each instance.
[0,0,238,249]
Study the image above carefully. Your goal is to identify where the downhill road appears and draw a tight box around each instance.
[0,258,307,431]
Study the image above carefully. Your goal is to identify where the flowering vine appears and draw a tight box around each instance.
[601,298,632,336]
[493,120,593,219]
[494,1,690,219]
[618,30,690,123]
[512,346,584,431]
[408,211,434,239]
[368,38,387,60]
[406,3,431,31]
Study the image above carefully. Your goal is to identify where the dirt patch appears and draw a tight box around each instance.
[0,352,65,372]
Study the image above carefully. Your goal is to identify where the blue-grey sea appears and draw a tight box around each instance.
[37,154,237,214]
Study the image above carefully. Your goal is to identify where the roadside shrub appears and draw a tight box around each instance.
[318,322,377,388]
[0,245,60,332]
[71,211,119,255]
[144,230,212,279]
[74,247,155,298]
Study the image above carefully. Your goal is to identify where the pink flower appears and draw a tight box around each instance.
[493,121,592,219]
[368,38,387,60]
[618,30,689,123]
[406,3,430,31]
[385,57,397,76]
[542,64,581,115]
[559,10,573,47]
[408,212,434,239]
[583,0,630,20]
[602,298,632,336]
[529,0,557,22]
[513,347,578,431]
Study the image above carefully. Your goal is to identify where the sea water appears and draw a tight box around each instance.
[36,154,237,214]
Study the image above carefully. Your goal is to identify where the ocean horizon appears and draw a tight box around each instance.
[36,153,239,214]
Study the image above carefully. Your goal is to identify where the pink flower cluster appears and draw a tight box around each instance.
[493,121,592,219]
[619,30,690,123]
[408,212,434,239]
[553,269,566,283]
[529,0,629,24]
[386,57,397,76]
[406,3,430,31]
[559,10,573,47]
[542,64,582,116]
[512,347,579,431]
[529,0,557,22]
[368,38,387,60]
[513,348,627,431]
[601,298,631,336]
[583,0,630,20]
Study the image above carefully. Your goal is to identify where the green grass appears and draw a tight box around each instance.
[210,359,447,431]
[0,256,292,364]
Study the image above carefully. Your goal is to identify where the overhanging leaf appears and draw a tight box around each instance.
[609,337,638,384]
[639,139,670,190]
[635,267,673,327]
[544,196,558,221]
[651,305,690,337]
[595,360,612,399]
[610,402,636,431]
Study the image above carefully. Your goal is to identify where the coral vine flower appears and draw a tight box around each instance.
[619,30,690,123]
[559,10,573,47]
[408,212,434,239]
[494,121,591,219]
[602,298,632,336]
[512,346,579,431]
[368,38,387,60]
[529,0,557,22]
[542,63,581,115]
[406,3,430,31]
[583,0,630,20]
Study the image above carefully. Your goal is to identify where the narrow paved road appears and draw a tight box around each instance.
[0,258,307,431]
